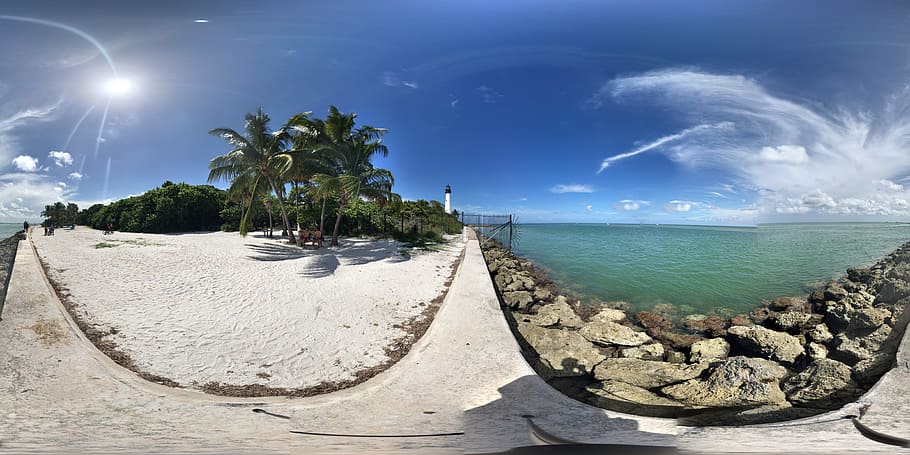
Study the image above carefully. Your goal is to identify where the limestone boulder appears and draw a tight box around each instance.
[585,381,687,418]
[690,338,730,363]
[807,342,828,360]
[579,320,652,347]
[769,311,814,333]
[593,358,708,389]
[782,358,860,407]
[661,356,789,407]
[807,323,833,343]
[634,311,674,337]
[727,325,804,364]
[502,290,534,311]
[516,322,606,380]
[830,324,892,365]
[524,301,583,328]
[588,308,627,324]
[620,343,665,361]
[850,306,891,330]
[658,331,705,350]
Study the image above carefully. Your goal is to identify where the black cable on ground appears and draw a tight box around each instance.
[289,430,464,438]
[252,408,290,420]
[852,417,910,448]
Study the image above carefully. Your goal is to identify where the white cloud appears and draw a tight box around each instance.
[0,172,77,222]
[12,155,39,172]
[757,145,809,164]
[615,199,650,211]
[68,172,83,180]
[402,81,418,89]
[585,205,593,212]
[48,150,73,167]
[550,184,594,194]
[665,200,694,212]
[880,179,904,192]
[450,98,460,108]
[593,68,910,220]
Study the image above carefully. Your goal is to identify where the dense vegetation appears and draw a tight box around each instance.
[69,183,459,239]
[208,106,409,246]
[64,106,462,241]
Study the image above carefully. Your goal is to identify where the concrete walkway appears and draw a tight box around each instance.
[1,230,907,453]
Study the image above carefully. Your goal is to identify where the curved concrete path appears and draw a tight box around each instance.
[1,229,907,453]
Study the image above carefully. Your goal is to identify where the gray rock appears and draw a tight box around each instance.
[666,351,687,363]
[593,358,708,389]
[782,358,859,406]
[831,324,893,365]
[808,323,833,343]
[502,291,534,311]
[876,278,910,304]
[532,287,553,301]
[620,343,665,361]
[661,356,789,407]
[525,301,583,328]
[494,273,512,290]
[851,306,891,330]
[580,320,652,347]
[807,342,828,360]
[588,307,627,323]
[770,311,814,332]
[516,322,606,380]
[690,338,730,363]
[585,381,687,418]
[505,273,535,292]
[727,325,804,364]
[853,353,894,384]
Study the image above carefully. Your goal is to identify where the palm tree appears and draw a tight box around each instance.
[208,108,295,240]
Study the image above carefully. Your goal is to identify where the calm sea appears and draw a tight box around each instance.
[0,223,23,239]
[512,223,910,316]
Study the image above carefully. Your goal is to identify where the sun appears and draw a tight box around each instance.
[104,78,131,95]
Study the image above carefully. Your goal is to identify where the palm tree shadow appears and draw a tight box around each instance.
[332,238,411,266]
[298,249,341,278]
[246,242,309,262]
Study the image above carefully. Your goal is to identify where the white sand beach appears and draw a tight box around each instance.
[31,227,463,392]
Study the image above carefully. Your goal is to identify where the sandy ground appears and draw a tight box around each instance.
[31,227,462,391]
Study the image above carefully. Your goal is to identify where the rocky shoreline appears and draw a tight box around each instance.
[0,233,22,320]
[481,240,910,425]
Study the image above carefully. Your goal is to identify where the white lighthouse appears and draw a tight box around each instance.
[444,184,452,214]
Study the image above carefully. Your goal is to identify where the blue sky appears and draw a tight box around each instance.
[3,0,910,224]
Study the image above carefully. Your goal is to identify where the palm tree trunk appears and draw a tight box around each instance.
[293,180,300,230]
[331,199,346,247]
[319,195,327,233]
[267,177,294,243]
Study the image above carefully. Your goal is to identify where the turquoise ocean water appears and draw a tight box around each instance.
[0,223,23,239]
[512,223,910,316]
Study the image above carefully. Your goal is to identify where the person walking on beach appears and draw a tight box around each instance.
[23,220,28,238]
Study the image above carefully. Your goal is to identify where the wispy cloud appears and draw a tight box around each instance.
[68,171,83,181]
[450,98,460,108]
[0,101,61,164]
[550,184,594,194]
[597,122,733,173]
[382,72,418,89]
[477,85,504,104]
[592,68,910,220]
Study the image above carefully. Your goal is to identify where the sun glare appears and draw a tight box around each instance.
[104,78,131,94]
